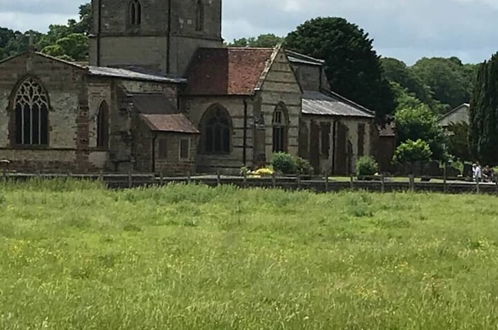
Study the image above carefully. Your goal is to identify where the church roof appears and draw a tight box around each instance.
[285,50,325,66]
[87,67,186,84]
[302,90,375,119]
[184,47,275,96]
[140,114,199,134]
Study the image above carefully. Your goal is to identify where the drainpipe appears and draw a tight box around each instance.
[243,98,248,166]
[152,134,157,173]
[96,0,102,66]
[331,118,337,175]
[166,0,172,74]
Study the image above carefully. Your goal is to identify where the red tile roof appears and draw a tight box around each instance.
[185,48,275,96]
[140,114,199,134]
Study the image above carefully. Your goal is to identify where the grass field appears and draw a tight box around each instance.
[1,180,498,329]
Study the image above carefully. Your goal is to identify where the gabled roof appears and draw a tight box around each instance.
[439,103,470,121]
[302,90,375,119]
[184,47,276,96]
[140,114,199,134]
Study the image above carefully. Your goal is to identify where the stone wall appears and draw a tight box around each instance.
[0,53,98,172]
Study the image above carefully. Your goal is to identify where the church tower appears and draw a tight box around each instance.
[89,0,223,76]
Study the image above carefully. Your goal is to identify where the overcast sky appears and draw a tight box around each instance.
[0,0,497,64]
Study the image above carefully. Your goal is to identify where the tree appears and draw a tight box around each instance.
[412,57,477,110]
[381,57,443,112]
[447,122,471,161]
[469,53,498,164]
[394,139,433,173]
[395,103,447,160]
[285,17,396,121]
[228,34,283,48]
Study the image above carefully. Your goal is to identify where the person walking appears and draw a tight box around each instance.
[473,163,482,183]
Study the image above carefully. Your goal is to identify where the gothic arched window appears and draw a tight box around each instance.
[96,101,110,148]
[13,77,49,146]
[272,103,288,153]
[201,106,231,154]
[130,0,142,26]
[195,0,205,31]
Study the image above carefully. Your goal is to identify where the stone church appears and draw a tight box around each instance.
[0,0,376,175]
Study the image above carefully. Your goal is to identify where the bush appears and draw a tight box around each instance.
[271,152,297,175]
[394,139,433,164]
[295,157,314,176]
[356,156,379,177]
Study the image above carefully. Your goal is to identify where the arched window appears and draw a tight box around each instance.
[195,0,204,31]
[272,103,288,152]
[201,106,231,154]
[96,101,110,148]
[129,0,142,26]
[13,77,49,146]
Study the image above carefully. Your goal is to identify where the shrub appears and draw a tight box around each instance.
[295,157,314,176]
[253,167,275,177]
[394,139,433,165]
[356,156,379,177]
[271,152,297,175]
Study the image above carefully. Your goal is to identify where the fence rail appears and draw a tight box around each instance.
[0,172,496,195]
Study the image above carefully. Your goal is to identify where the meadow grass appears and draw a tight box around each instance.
[1,179,498,329]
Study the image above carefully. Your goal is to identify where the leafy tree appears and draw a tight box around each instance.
[469,53,498,164]
[42,33,89,61]
[394,139,433,172]
[228,34,283,48]
[412,57,477,109]
[285,17,396,121]
[381,57,443,112]
[446,122,471,161]
[395,104,447,160]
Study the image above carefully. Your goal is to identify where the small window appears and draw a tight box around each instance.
[129,0,142,26]
[321,122,331,157]
[358,123,366,157]
[272,104,288,153]
[96,101,109,148]
[179,138,190,160]
[158,138,168,159]
[195,0,204,31]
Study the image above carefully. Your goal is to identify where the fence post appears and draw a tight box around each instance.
[297,175,301,190]
[325,174,329,192]
[99,170,104,182]
[187,170,191,184]
[443,165,447,193]
[272,172,276,188]
[243,172,247,188]
[350,175,354,190]
[160,171,164,186]
[128,169,132,188]
[476,178,480,194]
[217,170,221,186]
[381,175,385,193]
[409,175,415,192]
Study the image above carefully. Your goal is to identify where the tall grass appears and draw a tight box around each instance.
[1,181,498,329]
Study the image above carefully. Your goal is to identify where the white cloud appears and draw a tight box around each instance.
[2,0,498,64]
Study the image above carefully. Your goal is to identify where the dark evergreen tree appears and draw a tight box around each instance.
[469,53,498,164]
[285,17,396,122]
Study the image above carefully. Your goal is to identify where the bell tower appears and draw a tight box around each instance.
[89,0,223,76]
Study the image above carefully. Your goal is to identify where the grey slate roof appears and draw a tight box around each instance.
[302,90,375,119]
[88,66,186,84]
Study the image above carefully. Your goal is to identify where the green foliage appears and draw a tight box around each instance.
[469,53,498,164]
[356,156,379,176]
[412,57,477,109]
[228,33,283,48]
[285,17,396,122]
[394,139,433,165]
[295,156,314,176]
[447,122,471,161]
[395,104,447,160]
[3,183,498,328]
[271,152,297,175]
[42,33,89,61]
